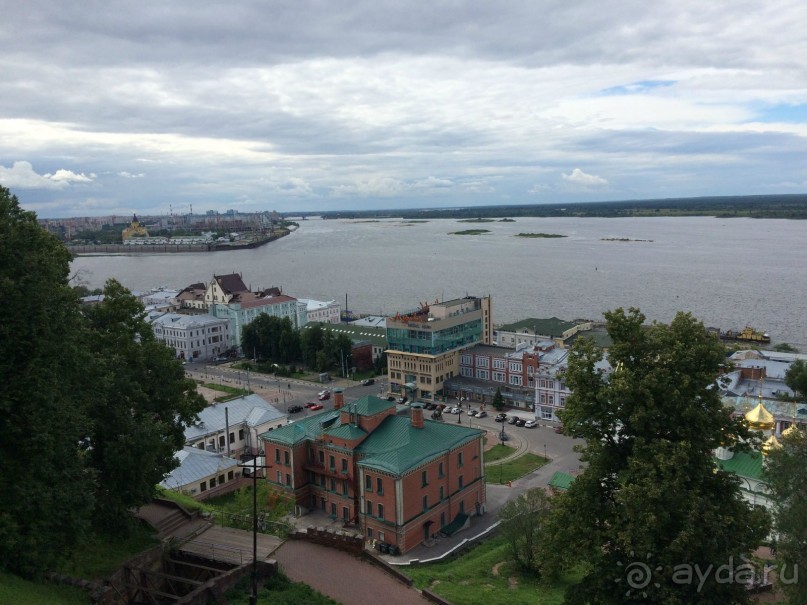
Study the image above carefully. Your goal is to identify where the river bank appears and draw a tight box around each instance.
[68,230,290,256]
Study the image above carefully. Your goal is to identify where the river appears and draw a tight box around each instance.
[70,216,807,347]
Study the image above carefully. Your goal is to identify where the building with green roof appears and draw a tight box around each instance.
[260,394,487,553]
[494,317,593,348]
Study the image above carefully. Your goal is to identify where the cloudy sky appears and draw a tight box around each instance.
[1,1,806,218]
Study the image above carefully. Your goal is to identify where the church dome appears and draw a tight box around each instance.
[745,402,775,431]
[762,434,781,456]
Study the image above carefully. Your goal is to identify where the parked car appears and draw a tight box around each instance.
[495,413,507,422]
[425,402,436,410]
[449,406,462,414]
[305,401,319,408]
[386,395,396,402]
[476,410,488,418]
[467,409,477,416]
[318,391,331,400]
[309,403,324,411]
[287,405,303,414]
[318,389,330,397]
[507,416,518,424]
[515,418,527,427]
[361,378,375,386]
[524,419,538,428]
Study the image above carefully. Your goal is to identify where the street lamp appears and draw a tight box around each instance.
[238,452,273,605]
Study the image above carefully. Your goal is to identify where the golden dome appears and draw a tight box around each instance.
[782,423,802,439]
[745,402,775,431]
[762,435,782,456]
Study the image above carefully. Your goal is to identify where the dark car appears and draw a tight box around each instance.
[515,418,527,427]
[361,378,375,386]
[287,405,303,414]
[305,401,319,408]
[425,402,436,410]
[386,395,396,401]
[495,413,507,422]
[507,416,518,425]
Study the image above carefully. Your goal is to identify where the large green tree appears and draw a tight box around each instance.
[0,187,95,575]
[498,488,553,574]
[546,308,769,604]
[784,359,807,401]
[82,280,206,531]
[765,430,807,604]
[0,186,206,574]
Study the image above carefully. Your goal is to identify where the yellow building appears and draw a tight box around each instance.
[386,296,492,402]
[121,214,149,240]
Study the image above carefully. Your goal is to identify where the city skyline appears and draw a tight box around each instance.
[1,1,806,218]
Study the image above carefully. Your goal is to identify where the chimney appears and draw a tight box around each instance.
[333,388,345,410]
[411,403,424,429]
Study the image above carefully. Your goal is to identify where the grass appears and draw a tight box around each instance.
[450,229,491,235]
[0,572,90,605]
[58,521,159,580]
[484,443,516,463]
[203,382,251,401]
[486,453,549,484]
[514,233,567,238]
[407,534,578,604]
[226,571,338,604]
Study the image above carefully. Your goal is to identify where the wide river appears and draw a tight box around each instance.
[71,216,807,347]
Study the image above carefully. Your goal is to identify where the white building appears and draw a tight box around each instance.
[298,298,341,324]
[159,446,242,500]
[150,313,232,361]
[184,394,288,459]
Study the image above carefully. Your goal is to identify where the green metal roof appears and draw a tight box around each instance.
[716,450,765,481]
[496,317,578,338]
[301,321,387,347]
[548,471,575,490]
[357,416,483,475]
[326,424,367,440]
[345,395,397,417]
[259,409,341,446]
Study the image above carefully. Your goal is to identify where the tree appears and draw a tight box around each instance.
[784,359,807,401]
[82,280,206,531]
[0,186,95,576]
[492,388,505,411]
[498,488,553,573]
[546,308,769,604]
[765,431,807,604]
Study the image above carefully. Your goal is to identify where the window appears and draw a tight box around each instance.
[458,475,464,489]
[276,470,283,483]
[210,477,217,488]
[366,500,373,515]
[475,369,489,380]
[377,503,384,519]
[229,431,235,444]
[542,407,553,420]
[200,481,207,492]
[367,528,374,539]
[218,435,225,448]
[438,462,444,478]
[458,452,464,467]
[319,451,324,464]
[285,474,291,486]
[440,486,445,501]
[509,362,522,373]
[365,475,372,491]
[422,495,428,511]
[421,470,428,487]
[477,357,489,368]
[284,451,290,465]
[342,480,348,495]
[342,459,348,473]
[378,531,385,542]
[509,375,522,386]
[227,470,234,480]
[275,449,281,463]
[376,477,383,494]
[493,358,506,370]
[329,455,335,469]
[492,371,506,382]
[218,474,224,484]
[330,478,336,491]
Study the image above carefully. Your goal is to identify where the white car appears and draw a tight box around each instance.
[318,390,330,397]
[450,406,461,414]
[524,419,538,428]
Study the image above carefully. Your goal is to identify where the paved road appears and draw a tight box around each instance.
[274,540,430,605]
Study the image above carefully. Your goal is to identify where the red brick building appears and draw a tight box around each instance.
[260,393,486,553]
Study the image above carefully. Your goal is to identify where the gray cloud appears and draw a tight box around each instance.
[1,0,805,216]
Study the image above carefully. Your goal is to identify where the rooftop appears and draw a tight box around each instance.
[496,317,578,338]
[185,394,286,441]
[159,446,240,489]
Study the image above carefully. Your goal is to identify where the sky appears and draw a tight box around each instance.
[1,1,806,218]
